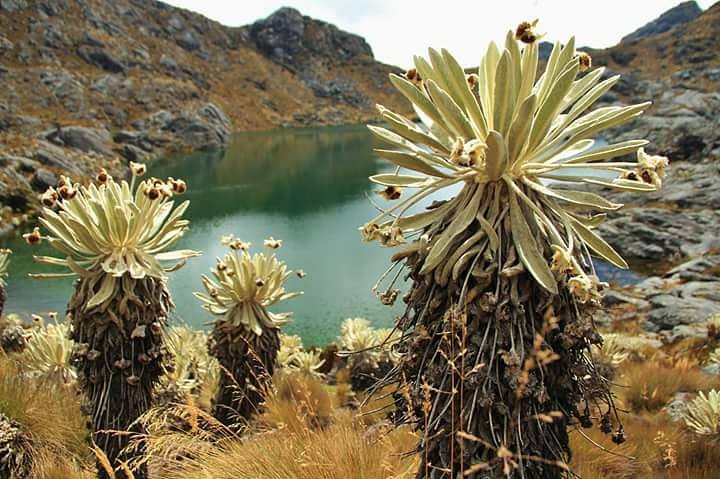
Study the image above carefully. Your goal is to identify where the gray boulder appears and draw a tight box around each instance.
[30,168,57,191]
[162,102,231,150]
[77,46,126,73]
[50,126,114,156]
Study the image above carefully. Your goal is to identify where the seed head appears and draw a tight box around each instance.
[264,237,282,249]
[95,168,111,186]
[58,184,77,200]
[379,186,402,200]
[296,269,306,278]
[515,19,541,44]
[170,178,187,194]
[41,187,58,207]
[130,161,147,177]
[405,67,422,87]
[23,227,42,246]
[577,51,592,72]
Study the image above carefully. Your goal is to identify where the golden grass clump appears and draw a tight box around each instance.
[0,356,91,477]
[135,372,417,479]
[616,360,720,412]
[570,413,720,479]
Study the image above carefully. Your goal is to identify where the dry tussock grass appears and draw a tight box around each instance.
[570,412,720,479]
[0,355,92,477]
[135,372,418,479]
[616,360,720,412]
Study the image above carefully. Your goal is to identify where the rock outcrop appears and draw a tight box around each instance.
[0,0,408,228]
[621,1,702,42]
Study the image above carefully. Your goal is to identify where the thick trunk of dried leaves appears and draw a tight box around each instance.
[0,413,32,479]
[209,323,280,427]
[379,185,615,478]
[0,285,5,318]
[69,276,172,479]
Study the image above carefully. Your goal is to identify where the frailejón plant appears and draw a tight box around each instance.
[27,164,198,478]
[195,235,302,426]
[362,22,668,478]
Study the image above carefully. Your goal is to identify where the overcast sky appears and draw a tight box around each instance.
[163,0,713,68]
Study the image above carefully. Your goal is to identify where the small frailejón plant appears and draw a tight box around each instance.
[680,389,720,438]
[157,325,220,404]
[0,249,10,317]
[361,23,668,478]
[26,164,199,479]
[20,316,76,384]
[195,236,303,426]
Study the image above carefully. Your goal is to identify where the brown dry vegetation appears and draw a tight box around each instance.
[2,329,720,478]
[0,355,92,478]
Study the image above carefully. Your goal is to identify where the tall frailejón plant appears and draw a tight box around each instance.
[27,165,199,478]
[0,249,10,317]
[195,236,302,426]
[361,24,668,478]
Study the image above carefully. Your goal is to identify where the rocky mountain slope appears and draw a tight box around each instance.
[584,2,720,341]
[0,0,407,231]
[0,0,718,247]
[621,1,702,42]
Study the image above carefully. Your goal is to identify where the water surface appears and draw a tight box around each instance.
[1,125,640,345]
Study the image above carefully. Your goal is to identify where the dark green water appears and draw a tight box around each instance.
[0,125,640,346]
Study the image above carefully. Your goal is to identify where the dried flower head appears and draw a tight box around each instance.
[95,168,111,185]
[577,51,592,72]
[41,187,58,208]
[515,19,541,44]
[379,186,402,200]
[264,237,282,249]
[195,238,302,336]
[23,227,42,246]
[405,67,422,87]
[57,184,77,201]
[568,274,606,304]
[550,245,575,275]
[636,147,670,188]
[130,161,147,177]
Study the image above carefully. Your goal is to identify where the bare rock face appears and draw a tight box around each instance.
[621,1,702,42]
[249,7,373,71]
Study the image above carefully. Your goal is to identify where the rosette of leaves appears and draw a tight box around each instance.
[0,249,10,317]
[286,350,326,379]
[157,325,220,404]
[680,390,720,437]
[277,334,304,370]
[338,318,399,391]
[27,168,199,479]
[20,318,76,384]
[361,25,667,477]
[195,236,302,426]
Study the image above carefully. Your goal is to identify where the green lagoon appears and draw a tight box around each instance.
[0,125,639,346]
